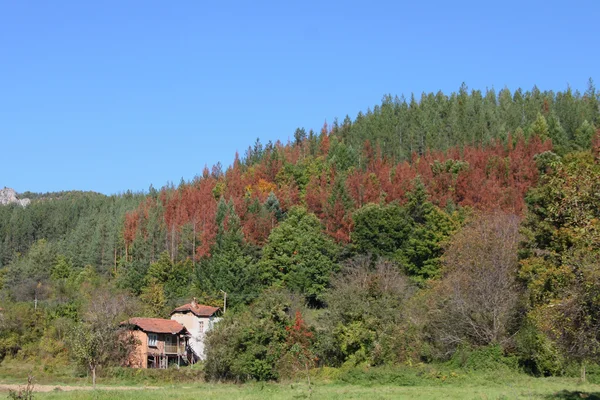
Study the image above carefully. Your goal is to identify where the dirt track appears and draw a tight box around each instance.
[0,384,158,392]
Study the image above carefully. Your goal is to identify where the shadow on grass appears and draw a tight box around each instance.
[545,390,600,400]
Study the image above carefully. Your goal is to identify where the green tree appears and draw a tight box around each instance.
[528,112,549,140]
[351,202,411,258]
[195,199,260,307]
[204,289,303,381]
[319,257,413,366]
[5,239,56,302]
[140,279,167,317]
[351,180,460,281]
[115,258,148,295]
[68,288,138,387]
[51,255,73,281]
[264,191,284,222]
[547,112,569,152]
[519,152,600,379]
[575,120,596,149]
[0,303,45,362]
[401,180,460,280]
[144,251,192,304]
[259,207,339,305]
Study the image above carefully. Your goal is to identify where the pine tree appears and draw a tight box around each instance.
[259,207,339,305]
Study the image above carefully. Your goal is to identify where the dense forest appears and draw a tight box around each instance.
[1,81,599,381]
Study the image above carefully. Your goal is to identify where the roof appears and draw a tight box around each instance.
[121,318,187,334]
[171,302,220,317]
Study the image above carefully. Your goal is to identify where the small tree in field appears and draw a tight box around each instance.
[69,323,104,387]
[278,311,316,389]
[68,288,138,387]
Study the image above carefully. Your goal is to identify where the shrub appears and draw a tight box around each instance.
[102,366,204,384]
[204,288,307,382]
[317,257,415,366]
[515,319,565,376]
[448,345,519,372]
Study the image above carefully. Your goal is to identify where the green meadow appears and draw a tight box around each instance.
[2,361,600,400]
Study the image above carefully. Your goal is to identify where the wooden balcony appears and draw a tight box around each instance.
[164,344,185,354]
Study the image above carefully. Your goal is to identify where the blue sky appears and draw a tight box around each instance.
[1,1,598,195]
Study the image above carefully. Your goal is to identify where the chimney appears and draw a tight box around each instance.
[191,297,198,307]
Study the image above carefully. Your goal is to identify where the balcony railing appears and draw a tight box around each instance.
[164,344,185,354]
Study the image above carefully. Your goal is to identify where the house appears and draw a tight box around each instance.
[121,317,190,369]
[170,298,221,361]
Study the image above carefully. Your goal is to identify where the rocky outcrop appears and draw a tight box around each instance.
[0,187,30,207]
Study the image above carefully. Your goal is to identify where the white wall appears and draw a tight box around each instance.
[171,313,220,360]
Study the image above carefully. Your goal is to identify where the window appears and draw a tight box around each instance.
[199,321,204,333]
[148,333,157,347]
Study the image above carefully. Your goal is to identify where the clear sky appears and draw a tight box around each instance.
[1,1,598,195]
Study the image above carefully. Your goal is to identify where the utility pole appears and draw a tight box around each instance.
[34,282,41,310]
[220,290,227,314]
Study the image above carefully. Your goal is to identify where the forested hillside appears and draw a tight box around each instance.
[1,82,599,381]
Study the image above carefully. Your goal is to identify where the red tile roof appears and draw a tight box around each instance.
[121,318,187,334]
[171,302,220,317]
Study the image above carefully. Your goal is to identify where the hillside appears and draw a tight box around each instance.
[1,82,599,382]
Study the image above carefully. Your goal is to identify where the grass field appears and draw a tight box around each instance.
[2,360,600,399]
[3,379,599,400]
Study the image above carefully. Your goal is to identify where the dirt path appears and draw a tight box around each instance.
[0,383,159,392]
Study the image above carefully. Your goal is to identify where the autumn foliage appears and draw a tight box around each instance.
[124,133,550,260]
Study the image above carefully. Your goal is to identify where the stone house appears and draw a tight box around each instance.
[121,317,190,369]
[170,298,221,361]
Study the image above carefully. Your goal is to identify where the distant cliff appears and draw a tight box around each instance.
[0,187,31,207]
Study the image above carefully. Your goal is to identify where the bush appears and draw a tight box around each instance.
[515,320,565,376]
[448,345,519,372]
[102,366,204,384]
[0,334,21,362]
[204,289,306,382]
[572,363,600,384]
[317,257,415,367]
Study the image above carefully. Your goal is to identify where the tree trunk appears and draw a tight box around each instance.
[193,221,196,268]
[91,364,96,388]
[305,361,312,396]
[581,362,586,383]
[171,224,175,261]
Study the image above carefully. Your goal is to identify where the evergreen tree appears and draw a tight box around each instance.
[196,199,260,307]
[528,113,549,140]
[264,191,284,221]
[259,207,339,305]
[575,120,596,149]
